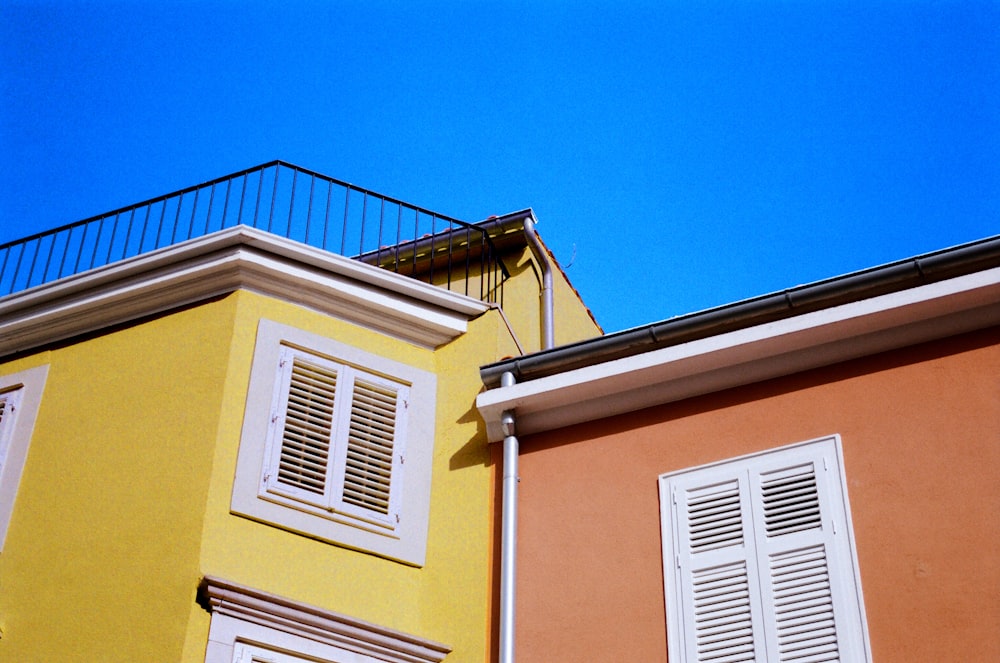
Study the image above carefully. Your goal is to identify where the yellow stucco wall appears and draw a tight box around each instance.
[0,298,238,661]
[0,237,590,661]
[495,245,601,354]
[182,290,519,661]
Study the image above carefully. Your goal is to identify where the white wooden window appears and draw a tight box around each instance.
[0,364,49,552]
[232,320,436,566]
[262,346,408,529]
[659,435,872,663]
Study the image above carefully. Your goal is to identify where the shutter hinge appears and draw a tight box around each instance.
[396,513,401,524]
[399,454,405,465]
[676,554,681,570]
[672,487,678,505]
[823,457,829,471]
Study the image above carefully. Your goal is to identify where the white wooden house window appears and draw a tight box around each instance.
[262,346,408,530]
[658,435,872,663]
[0,364,49,552]
[231,320,436,567]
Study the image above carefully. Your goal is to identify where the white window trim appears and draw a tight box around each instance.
[658,435,872,663]
[0,364,49,552]
[231,319,436,567]
[200,575,451,663]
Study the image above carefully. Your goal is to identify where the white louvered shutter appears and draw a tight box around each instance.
[328,369,409,524]
[747,443,869,662]
[262,346,407,528]
[264,348,340,506]
[669,465,768,663]
[662,437,871,663]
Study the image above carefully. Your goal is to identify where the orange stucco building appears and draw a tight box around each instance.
[477,235,1000,662]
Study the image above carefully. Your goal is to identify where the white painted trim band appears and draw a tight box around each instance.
[477,267,1000,441]
[0,226,489,354]
[200,576,451,663]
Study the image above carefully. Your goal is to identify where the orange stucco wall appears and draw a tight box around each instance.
[513,327,1000,662]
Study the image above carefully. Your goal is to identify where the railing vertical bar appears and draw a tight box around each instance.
[138,204,153,253]
[0,246,10,294]
[394,205,403,274]
[25,237,42,288]
[252,167,265,228]
[88,216,106,269]
[428,214,436,286]
[121,208,137,259]
[267,165,280,233]
[480,232,488,302]
[170,193,185,244]
[46,224,63,278]
[286,168,298,237]
[204,183,217,234]
[237,173,249,226]
[305,175,315,244]
[105,213,121,264]
[11,243,27,291]
[187,188,201,239]
[358,193,368,256]
[221,178,232,228]
[411,208,420,277]
[464,226,471,297]
[322,180,332,251]
[375,198,385,267]
[57,226,74,278]
[72,220,90,273]
[340,186,351,255]
[155,201,168,249]
[446,219,454,292]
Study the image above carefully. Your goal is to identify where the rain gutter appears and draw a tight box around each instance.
[481,234,1000,388]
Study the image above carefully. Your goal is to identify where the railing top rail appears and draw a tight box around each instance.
[0,161,509,304]
[0,160,479,252]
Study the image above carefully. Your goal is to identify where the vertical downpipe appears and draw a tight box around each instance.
[498,216,553,663]
[499,371,518,663]
[522,216,555,350]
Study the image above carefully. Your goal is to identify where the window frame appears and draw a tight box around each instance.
[0,364,49,552]
[231,320,436,567]
[658,435,872,663]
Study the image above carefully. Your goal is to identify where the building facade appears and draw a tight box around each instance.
[0,163,600,661]
[477,235,1000,662]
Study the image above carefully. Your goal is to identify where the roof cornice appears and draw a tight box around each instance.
[0,226,489,356]
[477,265,1000,442]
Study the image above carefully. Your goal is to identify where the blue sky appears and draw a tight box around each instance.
[2,1,998,332]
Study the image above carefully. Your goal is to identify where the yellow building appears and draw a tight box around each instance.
[0,162,599,661]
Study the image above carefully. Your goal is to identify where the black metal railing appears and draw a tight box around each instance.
[0,161,507,303]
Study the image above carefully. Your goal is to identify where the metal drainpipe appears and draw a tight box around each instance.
[497,218,552,663]
[498,371,518,663]
[522,215,555,350]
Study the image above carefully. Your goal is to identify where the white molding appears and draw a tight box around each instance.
[0,364,49,551]
[0,226,489,354]
[200,575,451,663]
[478,267,1000,441]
